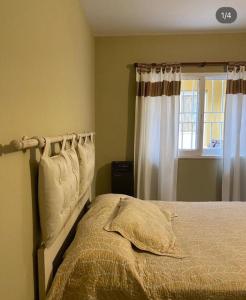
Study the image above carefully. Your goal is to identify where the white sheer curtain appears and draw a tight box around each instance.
[222,65,246,201]
[134,64,181,201]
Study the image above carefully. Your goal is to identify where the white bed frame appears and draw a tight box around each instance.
[38,188,91,300]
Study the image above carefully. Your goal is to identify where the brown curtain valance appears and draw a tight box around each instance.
[226,65,246,95]
[227,63,246,72]
[136,63,181,74]
[137,80,181,97]
[226,79,246,95]
[136,63,181,97]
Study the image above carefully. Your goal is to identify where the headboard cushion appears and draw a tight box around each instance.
[38,139,80,246]
[77,139,95,198]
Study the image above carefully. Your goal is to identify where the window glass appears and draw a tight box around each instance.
[203,80,226,155]
[179,80,199,150]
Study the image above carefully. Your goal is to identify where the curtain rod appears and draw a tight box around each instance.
[134,61,246,67]
[11,132,95,151]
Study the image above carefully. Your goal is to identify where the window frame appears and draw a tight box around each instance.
[179,73,227,158]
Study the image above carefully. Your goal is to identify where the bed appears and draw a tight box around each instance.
[35,133,246,300]
[46,194,246,300]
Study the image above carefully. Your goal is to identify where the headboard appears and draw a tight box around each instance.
[11,132,95,300]
[36,133,95,300]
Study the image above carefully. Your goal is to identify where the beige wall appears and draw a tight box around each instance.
[177,158,222,202]
[0,1,94,299]
[95,33,246,198]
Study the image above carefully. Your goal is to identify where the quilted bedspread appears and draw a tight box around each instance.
[47,194,246,300]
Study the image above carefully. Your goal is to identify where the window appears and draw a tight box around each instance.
[179,74,226,157]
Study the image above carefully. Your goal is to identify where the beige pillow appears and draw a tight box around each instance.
[77,140,95,197]
[104,198,183,257]
[39,148,80,245]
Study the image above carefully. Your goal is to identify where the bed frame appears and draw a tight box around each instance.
[38,187,92,300]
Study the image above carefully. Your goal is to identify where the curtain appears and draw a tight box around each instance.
[222,65,246,201]
[134,64,181,201]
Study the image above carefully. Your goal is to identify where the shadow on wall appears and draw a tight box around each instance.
[96,163,112,196]
[29,148,41,300]
[216,160,223,201]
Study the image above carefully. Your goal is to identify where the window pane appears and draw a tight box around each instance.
[179,80,199,150]
[203,80,226,154]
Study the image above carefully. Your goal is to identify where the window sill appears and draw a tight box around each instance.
[178,155,222,160]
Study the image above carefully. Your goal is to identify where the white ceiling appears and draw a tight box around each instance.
[80,0,246,36]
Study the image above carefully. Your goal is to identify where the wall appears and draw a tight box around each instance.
[0,1,94,299]
[95,33,246,198]
[177,158,222,202]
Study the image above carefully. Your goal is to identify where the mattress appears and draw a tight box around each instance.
[47,194,246,300]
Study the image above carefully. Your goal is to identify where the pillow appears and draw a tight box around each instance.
[77,140,95,197]
[38,148,79,245]
[104,198,183,257]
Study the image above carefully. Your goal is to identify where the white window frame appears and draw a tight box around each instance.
[179,73,227,158]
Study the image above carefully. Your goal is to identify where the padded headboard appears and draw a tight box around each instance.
[37,133,95,300]
[38,136,80,245]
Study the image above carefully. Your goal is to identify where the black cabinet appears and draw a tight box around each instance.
[111,161,134,196]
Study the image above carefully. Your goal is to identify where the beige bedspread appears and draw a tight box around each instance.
[47,194,246,300]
